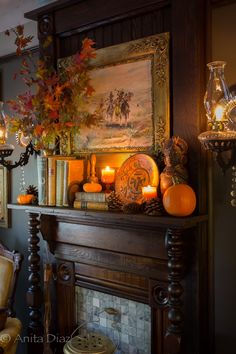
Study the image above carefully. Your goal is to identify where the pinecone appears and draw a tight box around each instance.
[107,191,123,211]
[31,196,38,205]
[26,185,38,196]
[143,197,165,216]
[122,202,144,214]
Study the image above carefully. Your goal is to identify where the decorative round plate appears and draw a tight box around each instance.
[115,153,159,204]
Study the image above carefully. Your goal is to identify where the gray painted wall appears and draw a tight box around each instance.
[0,54,41,354]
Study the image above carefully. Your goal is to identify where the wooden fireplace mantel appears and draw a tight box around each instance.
[8,203,207,354]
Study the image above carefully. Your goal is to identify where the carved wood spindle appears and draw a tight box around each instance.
[165,228,184,354]
[38,14,55,65]
[27,212,43,352]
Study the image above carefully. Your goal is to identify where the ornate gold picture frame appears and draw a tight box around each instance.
[0,166,9,228]
[59,32,169,153]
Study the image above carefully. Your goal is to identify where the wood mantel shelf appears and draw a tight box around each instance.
[8,203,207,354]
[8,203,207,229]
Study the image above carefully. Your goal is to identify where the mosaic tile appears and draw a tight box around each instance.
[75,286,151,353]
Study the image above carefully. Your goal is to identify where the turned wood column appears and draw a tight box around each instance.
[165,227,185,354]
[27,212,43,353]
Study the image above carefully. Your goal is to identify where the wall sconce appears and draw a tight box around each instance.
[198,61,236,206]
[0,101,35,171]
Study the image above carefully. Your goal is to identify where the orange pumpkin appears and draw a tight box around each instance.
[163,184,196,217]
[83,182,102,193]
[17,194,33,205]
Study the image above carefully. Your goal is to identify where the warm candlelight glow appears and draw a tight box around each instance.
[215,104,224,121]
[0,127,6,145]
[101,166,115,184]
[142,185,157,200]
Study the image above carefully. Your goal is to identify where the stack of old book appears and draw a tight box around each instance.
[37,155,86,206]
[73,191,109,211]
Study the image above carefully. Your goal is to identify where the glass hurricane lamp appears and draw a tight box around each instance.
[0,101,35,170]
[198,61,236,206]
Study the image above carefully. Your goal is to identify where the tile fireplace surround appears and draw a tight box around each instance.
[8,204,207,354]
[76,287,151,353]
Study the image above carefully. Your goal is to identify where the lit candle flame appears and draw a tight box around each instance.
[215,105,224,121]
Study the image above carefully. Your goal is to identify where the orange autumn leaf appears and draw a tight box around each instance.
[86,85,95,96]
[48,110,59,120]
[34,125,44,136]
[6,26,99,151]
[16,25,24,36]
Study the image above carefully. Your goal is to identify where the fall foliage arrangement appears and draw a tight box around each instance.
[5,25,98,151]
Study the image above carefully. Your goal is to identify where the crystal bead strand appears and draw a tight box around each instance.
[19,166,26,193]
[230,165,236,206]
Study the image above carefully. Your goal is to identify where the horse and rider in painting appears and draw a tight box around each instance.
[103,89,134,128]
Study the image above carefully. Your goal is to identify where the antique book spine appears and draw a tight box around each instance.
[63,160,84,207]
[62,161,69,206]
[75,192,107,203]
[56,160,65,207]
[37,156,48,206]
[47,157,57,206]
[73,200,108,211]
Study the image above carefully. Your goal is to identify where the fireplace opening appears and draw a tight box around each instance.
[75,287,151,354]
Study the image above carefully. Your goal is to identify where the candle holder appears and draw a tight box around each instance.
[101,166,115,194]
[142,185,157,201]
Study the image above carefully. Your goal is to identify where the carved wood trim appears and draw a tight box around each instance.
[56,243,168,281]
[149,279,169,309]
[165,228,185,354]
[27,212,43,353]
[76,276,148,304]
[56,261,76,337]
[38,13,56,65]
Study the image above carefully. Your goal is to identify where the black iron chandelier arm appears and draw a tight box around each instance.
[0,142,36,171]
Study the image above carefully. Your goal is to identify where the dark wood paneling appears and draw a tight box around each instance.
[56,261,76,336]
[75,262,149,289]
[171,0,208,213]
[54,243,168,281]
[56,223,167,259]
[211,0,236,6]
[152,307,169,353]
[75,263,149,303]
[54,0,170,34]
[58,6,171,57]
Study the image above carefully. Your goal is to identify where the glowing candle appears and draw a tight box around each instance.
[142,185,157,200]
[215,104,224,121]
[101,166,115,184]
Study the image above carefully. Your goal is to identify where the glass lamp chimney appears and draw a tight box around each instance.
[204,61,231,131]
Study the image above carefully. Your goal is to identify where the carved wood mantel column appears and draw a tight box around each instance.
[27,212,43,354]
[165,228,185,354]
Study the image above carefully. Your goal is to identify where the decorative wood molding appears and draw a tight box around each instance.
[149,279,169,309]
[165,228,185,354]
[57,262,74,284]
[27,212,43,354]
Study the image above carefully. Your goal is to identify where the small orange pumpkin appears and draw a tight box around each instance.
[17,194,33,205]
[163,184,196,217]
[83,182,102,193]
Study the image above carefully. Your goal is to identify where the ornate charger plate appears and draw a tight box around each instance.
[115,153,159,204]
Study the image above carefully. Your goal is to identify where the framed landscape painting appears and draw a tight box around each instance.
[59,32,170,153]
